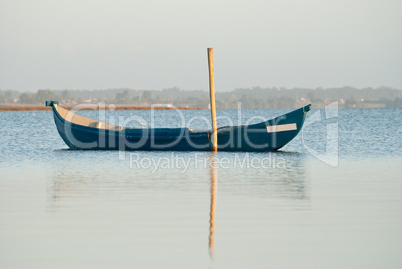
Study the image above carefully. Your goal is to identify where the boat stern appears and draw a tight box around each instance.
[45,101,59,107]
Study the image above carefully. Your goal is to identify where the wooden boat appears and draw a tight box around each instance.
[46,101,311,151]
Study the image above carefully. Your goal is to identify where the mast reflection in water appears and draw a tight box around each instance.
[208,152,217,261]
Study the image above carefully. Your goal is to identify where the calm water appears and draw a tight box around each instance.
[0,108,401,269]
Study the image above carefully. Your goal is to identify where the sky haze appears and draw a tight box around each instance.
[1,0,401,91]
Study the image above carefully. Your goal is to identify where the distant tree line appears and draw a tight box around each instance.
[1,86,401,109]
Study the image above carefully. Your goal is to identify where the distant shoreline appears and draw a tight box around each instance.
[0,105,205,111]
[0,105,397,111]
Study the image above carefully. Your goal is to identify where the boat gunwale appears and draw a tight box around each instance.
[51,104,310,139]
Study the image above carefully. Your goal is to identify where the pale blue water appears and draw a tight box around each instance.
[0,108,401,268]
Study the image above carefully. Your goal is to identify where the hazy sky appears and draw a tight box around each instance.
[1,0,401,92]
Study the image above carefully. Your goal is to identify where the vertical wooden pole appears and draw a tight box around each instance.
[208,48,218,151]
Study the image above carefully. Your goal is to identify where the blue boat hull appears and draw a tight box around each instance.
[48,102,311,152]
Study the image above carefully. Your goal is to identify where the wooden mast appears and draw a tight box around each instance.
[208,48,218,151]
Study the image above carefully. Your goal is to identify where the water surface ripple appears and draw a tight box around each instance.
[0,108,401,268]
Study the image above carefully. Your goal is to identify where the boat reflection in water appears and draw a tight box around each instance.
[45,150,309,266]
